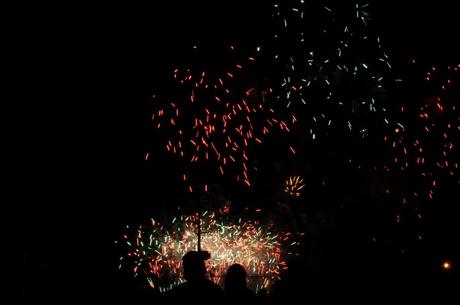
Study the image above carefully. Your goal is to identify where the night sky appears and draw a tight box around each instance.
[20,0,459,301]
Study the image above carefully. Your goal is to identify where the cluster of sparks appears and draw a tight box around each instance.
[272,0,392,140]
[284,176,305,197]
[119,207,301,292]
[385,63,460,198]
[377,62,460,240]
[152,45,294,188]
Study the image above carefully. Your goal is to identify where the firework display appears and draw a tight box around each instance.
[119,207,301,292]
[385,63,459,195]
[272,0,393,140]
[151,44,294,188]
[378,63,460,233]
[124,1,459,296]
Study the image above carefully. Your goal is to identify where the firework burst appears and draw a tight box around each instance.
[151,44,293,188]
[384,63,460,201]
[284,176,305,197]
[271,1,393,140]
[365,62,460,244]
[118,207,302,292]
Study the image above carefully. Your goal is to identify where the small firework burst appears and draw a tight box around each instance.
[284,176,305,197]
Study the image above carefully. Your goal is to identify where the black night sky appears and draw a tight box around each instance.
[20,0,459,302]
